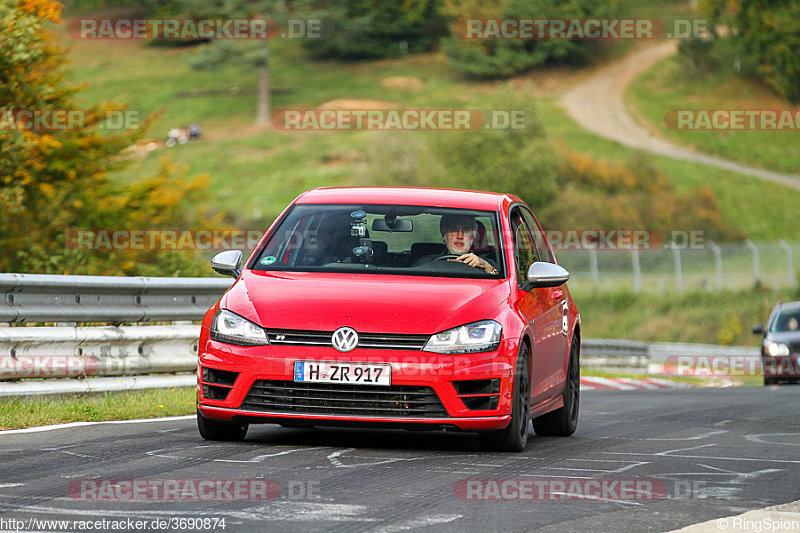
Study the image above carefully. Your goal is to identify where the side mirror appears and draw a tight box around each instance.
[526,262,569,288]
[211,250,242,278]
[752,324,765,335]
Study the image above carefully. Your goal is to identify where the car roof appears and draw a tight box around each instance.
[777,301,800,313]
[295,187,517,211]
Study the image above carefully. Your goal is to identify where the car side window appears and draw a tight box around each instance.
[520,207,554,263]
[510,207,540,288]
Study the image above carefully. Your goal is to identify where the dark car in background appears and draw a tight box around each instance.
[753,301,800,385]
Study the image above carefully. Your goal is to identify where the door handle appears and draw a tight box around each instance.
[551,289,563,300]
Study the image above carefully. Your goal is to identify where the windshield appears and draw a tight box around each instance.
[251,204,505,278]
[770,305,800,333]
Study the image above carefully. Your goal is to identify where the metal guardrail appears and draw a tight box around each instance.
[0,274,232,323]
[0,325,200,382]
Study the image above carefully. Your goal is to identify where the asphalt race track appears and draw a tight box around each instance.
[1,387,798,532]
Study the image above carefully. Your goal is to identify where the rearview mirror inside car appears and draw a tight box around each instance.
[372,217,413,232]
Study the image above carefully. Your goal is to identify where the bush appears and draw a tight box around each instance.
[444,0,619,79]
[0,0,220,276]
[301,0,446,60]
[363,105,559,212]
[540,147,743,242]
[697,0,800,103]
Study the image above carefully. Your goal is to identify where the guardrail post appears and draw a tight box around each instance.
[672,244,682,293]
[708,240,723,290]
[631,249,641,293]
[745,240,759,285]
[779,240,794,288]
[589,248,599,291]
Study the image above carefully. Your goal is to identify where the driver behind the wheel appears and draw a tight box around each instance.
[415,214,497,274]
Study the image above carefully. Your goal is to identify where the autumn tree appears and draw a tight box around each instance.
[0,0,218,275]
[697,0,800,102]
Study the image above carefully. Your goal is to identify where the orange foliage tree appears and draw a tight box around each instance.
[0,0,220,276]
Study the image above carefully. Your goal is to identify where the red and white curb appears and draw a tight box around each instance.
[580,376,695,391]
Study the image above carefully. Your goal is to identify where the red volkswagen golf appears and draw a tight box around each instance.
[197,187,580,451]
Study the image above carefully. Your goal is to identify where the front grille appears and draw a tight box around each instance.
[264,329,428,350]
[789,342,800,354]
[241,380,448,418]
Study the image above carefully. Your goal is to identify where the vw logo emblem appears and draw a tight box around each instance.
[332,327,358,352]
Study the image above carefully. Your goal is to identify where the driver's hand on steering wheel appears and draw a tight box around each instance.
[448,253,495,273]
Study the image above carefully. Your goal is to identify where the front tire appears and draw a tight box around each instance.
[480,343,531,452]
[197,409,249,441]
[533,335,579,437]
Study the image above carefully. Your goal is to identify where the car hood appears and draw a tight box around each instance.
[221,270,510,335]
[765,331,800,345]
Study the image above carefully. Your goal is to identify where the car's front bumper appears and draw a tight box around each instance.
[197,337,519,431]
[762,354,800,379]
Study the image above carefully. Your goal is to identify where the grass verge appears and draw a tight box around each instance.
[626,55,800,174]
[573,286,797,346]
[0,386,195,430]
[58,20,800,240]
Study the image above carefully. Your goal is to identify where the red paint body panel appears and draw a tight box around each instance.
[198,187,580,432]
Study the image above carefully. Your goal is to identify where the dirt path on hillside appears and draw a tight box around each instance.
[560,41,800,191]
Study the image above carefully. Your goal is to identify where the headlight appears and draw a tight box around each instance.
[210,310,269,346]
[423,320,502,354]
[766,342,789,356]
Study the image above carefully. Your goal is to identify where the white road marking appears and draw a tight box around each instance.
[745,433,800,446]
[0,483,24,488]
[548,492,642,506]
[377,514,463,532]
[580,377,638,390]
[327,448,421,468]
[0,416,194,435]
[604,445,800,464]
[616,377,659,389]
[215,448,323,463]
[146,445,323,462]
[250,502,378,522]
[541,459,650,474]
[645,430,728,441]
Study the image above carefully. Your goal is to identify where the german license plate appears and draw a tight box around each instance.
[293,361,391,386]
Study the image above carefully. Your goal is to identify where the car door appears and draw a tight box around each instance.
[510,206,566,405]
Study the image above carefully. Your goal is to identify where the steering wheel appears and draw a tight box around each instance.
[432,254,462,261]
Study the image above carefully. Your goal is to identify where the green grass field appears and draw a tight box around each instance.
[0,387,195,429]
[627,56,800,174]
[58,15,800,240]
[573,286,795,346]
